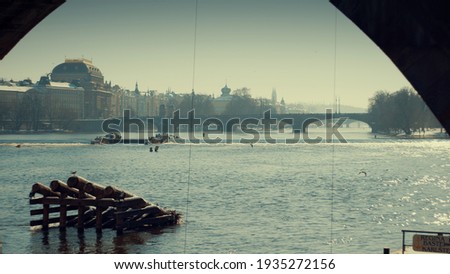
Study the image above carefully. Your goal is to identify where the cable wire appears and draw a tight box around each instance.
[330,7,338,254]
[184,0,198,254]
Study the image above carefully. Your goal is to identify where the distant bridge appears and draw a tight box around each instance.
[187,112,370,133]
[71,112,369,133]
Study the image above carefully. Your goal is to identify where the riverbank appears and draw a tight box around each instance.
[373,129,449,139]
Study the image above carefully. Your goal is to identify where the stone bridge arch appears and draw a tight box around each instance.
[274,112,370,133]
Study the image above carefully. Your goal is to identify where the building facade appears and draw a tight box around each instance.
[1,58,284,131]
[0,80,33,130]
[1,59,146,130]
[51,58,112,119]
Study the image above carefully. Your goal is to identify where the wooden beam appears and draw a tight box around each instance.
[31,182,60,197]
[42,204,49,230]
[123,214,177,230]
[50,179,93,198]
[103,185,134,199]
[115,205,164,219]
[84,182,106,198]
[115,197,149,209]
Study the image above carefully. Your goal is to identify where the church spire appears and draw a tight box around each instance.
[272,88,277,104]
[134,81,140,95]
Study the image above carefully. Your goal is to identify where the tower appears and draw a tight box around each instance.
[271,88,277,105]
[134,82,140,95]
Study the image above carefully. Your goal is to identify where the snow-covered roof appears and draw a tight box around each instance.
[0,85,33,93]
[48,81,79,88]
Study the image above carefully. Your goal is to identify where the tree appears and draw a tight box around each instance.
[368,87,442,135]
[368,90,392,133]
[231,87,252,98]
[392,88,414,135]
[177,93,215,116]
[224,87,259,115]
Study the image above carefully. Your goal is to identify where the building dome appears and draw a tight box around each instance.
[213,84,233,115]
[51,58,104,86]
[221,84,231,96]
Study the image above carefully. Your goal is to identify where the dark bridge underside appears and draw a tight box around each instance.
[0,0,65,60]
[330,0,450,134]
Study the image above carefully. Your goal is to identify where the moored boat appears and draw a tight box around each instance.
[90,132,121,144]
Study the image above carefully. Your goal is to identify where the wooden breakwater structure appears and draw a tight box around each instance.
[29,176,180,235]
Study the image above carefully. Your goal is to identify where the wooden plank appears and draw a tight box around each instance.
[140,214,177,226]
[77,205,85,230]
[50,180,93,198]
[102,218,116,229]
[66,175,90,189]
[114,205,163,219]
[103,186,134,200]
[30,197,44,204]
[122,214,177,230]
[31,196,116,208]
[95,206,104,232]
[31,196,63,205]
[60,204,67,229]
[67,176,106,198]
[115,197,149,209]
[83,207,113,229]
[30,205,78,216]
[31,182,60,197]
[116,213,124,235]
[84,182,106,198]
[67,208,96,227]
[42,204,49,230]
[30,215,77,227]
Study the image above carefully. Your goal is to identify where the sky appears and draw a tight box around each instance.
[0,0,412,108]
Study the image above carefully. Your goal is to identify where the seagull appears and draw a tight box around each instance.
[358,171,367,176]
[71,171,77,176]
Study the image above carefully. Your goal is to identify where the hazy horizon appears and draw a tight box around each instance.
[0,0,412,108]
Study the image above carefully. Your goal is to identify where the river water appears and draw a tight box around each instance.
[0,128,449,254]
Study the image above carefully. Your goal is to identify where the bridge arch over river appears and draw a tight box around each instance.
[155,111,370,133]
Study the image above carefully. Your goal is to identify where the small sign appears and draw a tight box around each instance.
[413,234,450,253]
